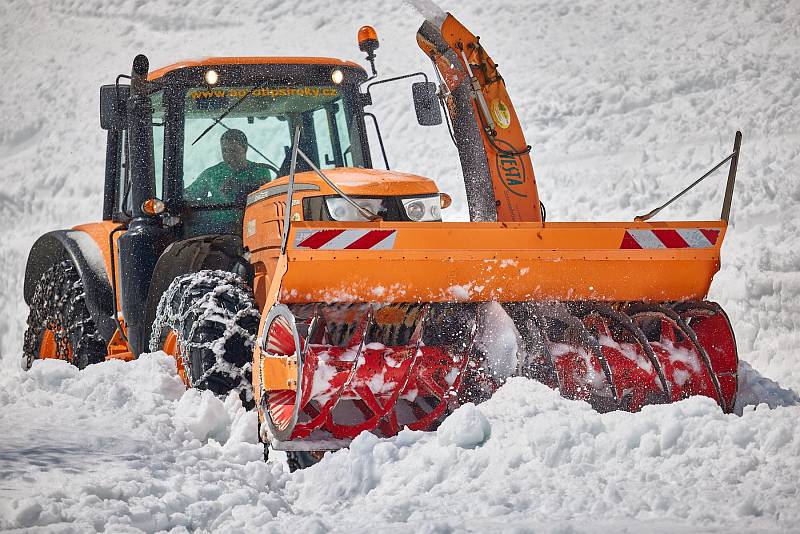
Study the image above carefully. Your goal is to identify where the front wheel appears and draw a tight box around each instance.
[149,270,260,408]
[286,451,324,472]
[22,260,106,370]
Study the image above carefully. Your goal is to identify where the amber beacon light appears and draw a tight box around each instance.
[358,25,379,75]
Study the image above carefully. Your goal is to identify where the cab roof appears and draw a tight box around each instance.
[148,57,365,81]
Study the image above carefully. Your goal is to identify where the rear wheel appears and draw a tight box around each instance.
[149,270,260,408]
[22,260,106,370]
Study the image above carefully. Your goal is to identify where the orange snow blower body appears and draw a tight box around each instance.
[249,15,739,449]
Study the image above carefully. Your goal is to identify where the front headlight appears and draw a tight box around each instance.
[325,197,384,221]
[401,196,441,221]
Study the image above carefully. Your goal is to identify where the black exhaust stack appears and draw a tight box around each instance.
[117,54,171,356]
[127,54,156,217]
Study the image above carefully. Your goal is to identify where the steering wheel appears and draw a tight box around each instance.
[264,162,281,177]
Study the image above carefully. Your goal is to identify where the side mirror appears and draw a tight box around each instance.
[412,82,442,126]
[100,84,130,130]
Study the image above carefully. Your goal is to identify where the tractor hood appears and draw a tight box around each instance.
[252,168,440,201]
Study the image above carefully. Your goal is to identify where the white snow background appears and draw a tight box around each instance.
[1,0,799,532]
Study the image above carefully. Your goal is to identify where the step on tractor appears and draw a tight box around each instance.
[23,11,739,467]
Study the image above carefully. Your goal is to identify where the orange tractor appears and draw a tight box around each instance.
[23,13,739,464]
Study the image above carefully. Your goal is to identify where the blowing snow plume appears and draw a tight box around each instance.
[405,0,447,26]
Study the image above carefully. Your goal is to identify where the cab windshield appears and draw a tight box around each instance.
[182,84,365,208]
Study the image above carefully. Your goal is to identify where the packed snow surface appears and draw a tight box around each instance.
[1,356,797,532]
[1,0,799,531]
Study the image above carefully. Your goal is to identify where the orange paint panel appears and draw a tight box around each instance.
[252,255,289,408]
[71,221,124,289]
[148,57,365,81]
[72,221,129,355]
[286,219,726,250]
[38,328,72,362]
[246,220,727,304]
[250,168,440,200]
[279,255,718,303]
[162,330,188,386]
[260,352,299,391]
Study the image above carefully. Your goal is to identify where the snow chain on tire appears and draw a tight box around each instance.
[22,260,106,370]
[149,270,260,408]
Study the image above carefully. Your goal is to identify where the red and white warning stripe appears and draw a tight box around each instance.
[621,228,720,249]
[294,229,397,250]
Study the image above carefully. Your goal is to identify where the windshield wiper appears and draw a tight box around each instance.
[191,83,267,146]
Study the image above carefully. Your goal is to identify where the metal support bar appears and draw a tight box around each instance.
[364,71,428,98]
[634,149,736,222]
[127,54,156,219]
[296,148,382,221]
[721,131,742,221]
[280,125,302,255]
[459,48,496,134]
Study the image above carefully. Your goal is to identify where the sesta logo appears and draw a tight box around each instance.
[489,98,512,129]
[494,139,527,197]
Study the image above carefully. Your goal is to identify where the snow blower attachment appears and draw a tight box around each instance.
[258,302,475,446]
[254,216,739,449]
[252,15,740,450]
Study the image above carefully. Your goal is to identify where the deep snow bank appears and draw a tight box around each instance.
[283,379,800,532]
[0,355,289,531]
[2,356,797,532]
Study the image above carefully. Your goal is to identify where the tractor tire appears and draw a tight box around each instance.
[22,260,106,370]
[286,451,323,472]
[149,270,260,408]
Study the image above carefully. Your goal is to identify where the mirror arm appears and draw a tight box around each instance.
[363,71,429,102]
[115,74,131,108]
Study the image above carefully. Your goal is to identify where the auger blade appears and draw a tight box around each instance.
[509,301,739,414]
[257,302,478,449]
[673,301,738,412]
[509,302,618,412]
[626,303,724,408]
[579,310,665,412]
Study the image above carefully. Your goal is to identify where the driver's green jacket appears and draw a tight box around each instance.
[185,161,273,206]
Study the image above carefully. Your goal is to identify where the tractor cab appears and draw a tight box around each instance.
[97,57,378,354]
[101,58,372,238]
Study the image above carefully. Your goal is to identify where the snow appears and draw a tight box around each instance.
[0,354,288,531]
[284,379,800,532]
[436,402,491,449]
[1,0,799,531]
[475,301,521,380]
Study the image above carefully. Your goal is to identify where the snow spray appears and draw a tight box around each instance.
[404,0,447,27]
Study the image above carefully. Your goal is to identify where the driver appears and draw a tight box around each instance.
[185,129,273,206]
